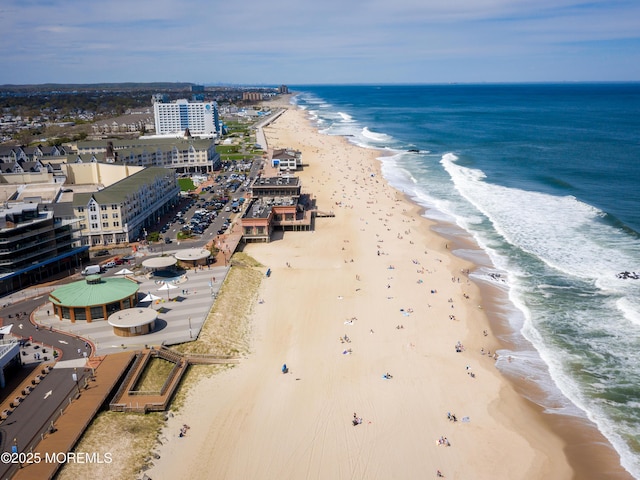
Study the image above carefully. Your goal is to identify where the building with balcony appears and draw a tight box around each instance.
[72,167,180,247]
[72,137,221,173]
[241,176,313,243]
[152,97,220,137]
[271,148,301,173]
[72,137,221,174]
[0,203,87,295]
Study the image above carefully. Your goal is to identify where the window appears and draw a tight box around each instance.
[79,223,86,229]
[90,204,97,212]
[112,213,119,218]
[78,207,84,213]
[90,306,103,320]
[91,223,99,229]
[111,204,118,210]
[100,205,107,211]
[102,213,108,219]
[102,222,109,228]
[90,214,98,221]
[113,222,120,227]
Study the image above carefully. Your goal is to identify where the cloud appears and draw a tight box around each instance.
[1,0,639,83]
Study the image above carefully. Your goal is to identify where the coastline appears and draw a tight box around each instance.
[146,99,626,479]
[418,202,632,480]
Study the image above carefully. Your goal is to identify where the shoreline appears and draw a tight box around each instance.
[145,98,627,479]
[372,129,632,477]
[409,198,632,480]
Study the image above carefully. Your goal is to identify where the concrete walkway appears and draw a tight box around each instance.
[33,264,230,356]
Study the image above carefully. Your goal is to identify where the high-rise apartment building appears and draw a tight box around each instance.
[152,97,219,137]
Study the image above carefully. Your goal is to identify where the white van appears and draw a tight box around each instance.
[82,265,102,275]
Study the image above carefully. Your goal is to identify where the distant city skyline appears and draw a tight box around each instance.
[1,0,639,85]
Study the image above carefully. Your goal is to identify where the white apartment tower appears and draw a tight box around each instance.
[153,97,219,137]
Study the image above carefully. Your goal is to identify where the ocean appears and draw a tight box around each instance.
[290,83,640,478]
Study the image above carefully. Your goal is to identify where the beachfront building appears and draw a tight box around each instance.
[152,97,220,137]
[72,138,221,174]
[241,176,313,242]
[271,148,301,174]
[72,167,180,246]
[49,275,139,323]
[250,176,302,198]
[108,308,158,337]
[0,203,87,295]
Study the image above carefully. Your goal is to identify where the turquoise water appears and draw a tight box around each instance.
[291,84,640,478]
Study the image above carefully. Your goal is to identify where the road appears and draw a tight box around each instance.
[0,296,90,480]
[0,164,265,478]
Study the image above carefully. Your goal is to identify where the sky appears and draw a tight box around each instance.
[1,0,639,85]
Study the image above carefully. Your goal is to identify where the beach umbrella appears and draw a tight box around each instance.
[0,324,13,335]
[115,268,133,275]
[158,282,177,300]
[141,292,161,303]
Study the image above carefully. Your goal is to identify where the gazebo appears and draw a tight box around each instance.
[107,308,158,337]
[49,275,139,323]
[174,248,211,268]
[141,256,178,270]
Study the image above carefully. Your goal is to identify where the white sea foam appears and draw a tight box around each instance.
[361,127,392,143]
[338,111,355,123]
[617,297,640,327]
[496,348,582,415]
[440,154,640,288]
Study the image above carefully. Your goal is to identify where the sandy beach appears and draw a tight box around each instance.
[146,102,579,479]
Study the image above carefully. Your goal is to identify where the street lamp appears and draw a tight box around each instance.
[72,367,80,395]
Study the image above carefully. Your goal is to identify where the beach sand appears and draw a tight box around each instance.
[146,104,614,479]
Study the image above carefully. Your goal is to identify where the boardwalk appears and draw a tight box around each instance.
[109,347,239,413]
[10,352,134,480]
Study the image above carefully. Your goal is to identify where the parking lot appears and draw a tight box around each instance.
[146,160,260,246]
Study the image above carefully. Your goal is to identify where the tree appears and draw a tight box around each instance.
[14,130,33,145]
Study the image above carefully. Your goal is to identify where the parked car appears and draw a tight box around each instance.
[95,249,110,257]
[104,261,117,269]
[82,265,102,275]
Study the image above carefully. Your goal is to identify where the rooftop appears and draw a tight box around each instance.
[49,276,139,307]
[72,167,175,207]
[252,176,300,188]
[108,307,157,328]
[76,137,214,150]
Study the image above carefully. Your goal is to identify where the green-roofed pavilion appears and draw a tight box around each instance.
[48,275,139,323]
